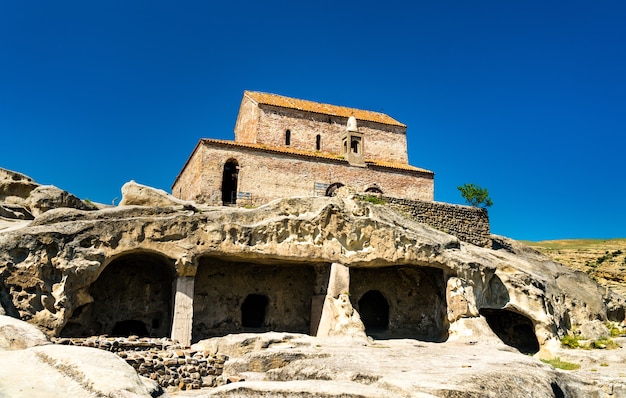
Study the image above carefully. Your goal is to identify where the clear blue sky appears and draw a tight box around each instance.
[1,1,625,241]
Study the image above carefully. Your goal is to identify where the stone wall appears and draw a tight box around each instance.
[233,94,409,164]
[375,196,491,247]
[173,142,434,206]
[252,104,409,163]
[54,336,227,391]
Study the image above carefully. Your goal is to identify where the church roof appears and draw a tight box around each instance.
[244,91,406,128]
[200,138,433,175]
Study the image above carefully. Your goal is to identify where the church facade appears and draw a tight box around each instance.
[172,91,434,206]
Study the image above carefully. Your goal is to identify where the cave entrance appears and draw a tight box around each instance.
[192,259,323,341]
[480,308,540,354]
[241,294,269,328]
[112,320,149,337]
[358,290,389,335]
[60,252,175,338]
[350,266,448,341]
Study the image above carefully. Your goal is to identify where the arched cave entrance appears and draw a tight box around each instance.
[241,294,269,328]
[222,159,239,205]
[358,290,389,336]
[479,308,540,354]
[350,266,448,341]
[60,252,175,338]
[325,182,344,197]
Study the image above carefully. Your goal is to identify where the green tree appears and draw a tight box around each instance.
[457,183,493,208]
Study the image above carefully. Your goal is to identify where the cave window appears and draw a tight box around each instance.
[241,294,268,328]
[316,134,321,151]
[358,290,389,333]
[285,130,291,146]
[111,320,149,337]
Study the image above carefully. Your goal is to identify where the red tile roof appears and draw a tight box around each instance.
[201,139,433,175]
[244,91,406,128]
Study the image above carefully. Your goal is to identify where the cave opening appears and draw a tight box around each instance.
[111,320,149,337]
[480,308,540,354]
[60,252,175,338]
[241,294,269,328]
[350,265,448,341]
[358,290,389,335]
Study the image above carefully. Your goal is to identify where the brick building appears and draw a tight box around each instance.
[172,91,434,206]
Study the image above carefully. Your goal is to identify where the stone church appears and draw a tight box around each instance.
[172,91,434,206]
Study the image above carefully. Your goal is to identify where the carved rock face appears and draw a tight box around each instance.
[0,185,624,353]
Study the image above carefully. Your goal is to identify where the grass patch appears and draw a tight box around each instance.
[560,335,581,349]
[540,357,581,370]
[359,195,387,205]
[591,338,620,349]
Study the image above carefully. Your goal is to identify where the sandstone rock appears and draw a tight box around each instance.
[119,180,196,208]
[0,344,159,397]
[578,319,610,340]
[0,168,39,204]
[1,181,626,395]
[0,315,50,350]
[25,185,96,216]
[200,331,626,398]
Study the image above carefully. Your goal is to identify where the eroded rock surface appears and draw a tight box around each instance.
[1,171,625,396]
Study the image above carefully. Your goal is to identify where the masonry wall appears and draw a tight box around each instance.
[380,196,491,247]
[172,144,206,201]
[235,103,409,164]
[233,95,261,143]
[174,143,434,205]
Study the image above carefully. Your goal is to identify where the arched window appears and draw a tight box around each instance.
[241,294,268,328]
[365,187,383,195]
[316,134,321,151]
[351,138,360,154]
[358,290,389,334]
[285,130,291,146]
[222,159,239,205]
[325,182,344,197]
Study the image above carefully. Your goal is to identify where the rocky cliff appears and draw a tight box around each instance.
[1,168,625,397]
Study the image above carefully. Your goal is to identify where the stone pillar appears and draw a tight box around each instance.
[315,263,354,337]
[171,276,195,347]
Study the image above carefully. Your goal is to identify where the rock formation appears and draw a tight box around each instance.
[0,167,625,396]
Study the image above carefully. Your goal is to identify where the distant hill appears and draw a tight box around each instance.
[524,238,626,297]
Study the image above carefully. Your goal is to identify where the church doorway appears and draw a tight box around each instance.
[222,159,239,205]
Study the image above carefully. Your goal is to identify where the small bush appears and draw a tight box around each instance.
[540,358,581,370]
[591,338,620,349]
[560,335,581,348]
[360,195,386,205]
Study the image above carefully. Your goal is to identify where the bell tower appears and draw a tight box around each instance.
[342,116,365,167]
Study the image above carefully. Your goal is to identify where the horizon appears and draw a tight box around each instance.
[2,2,625,241]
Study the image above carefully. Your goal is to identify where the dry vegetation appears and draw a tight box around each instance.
[524,238,626,297]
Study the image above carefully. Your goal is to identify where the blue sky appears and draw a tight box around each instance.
[1,1,625,241]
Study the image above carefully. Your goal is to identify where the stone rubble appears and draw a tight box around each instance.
[53,335,228,391]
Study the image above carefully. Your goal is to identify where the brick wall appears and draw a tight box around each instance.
[373,196,491,247]
[235,102,409,164]
[173,142,434,206]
